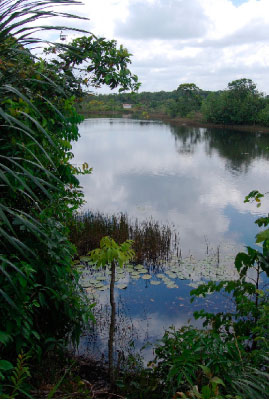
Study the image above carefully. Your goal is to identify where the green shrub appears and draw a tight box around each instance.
[151,326,244,398]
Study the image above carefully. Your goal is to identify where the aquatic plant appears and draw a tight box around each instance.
[69,211,175,263]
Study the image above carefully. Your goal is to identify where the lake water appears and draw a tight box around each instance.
[72,117,269,362]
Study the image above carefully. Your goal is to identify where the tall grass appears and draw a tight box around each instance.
[69,211,178,264]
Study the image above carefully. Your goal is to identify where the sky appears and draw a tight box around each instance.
[45,0,269,94]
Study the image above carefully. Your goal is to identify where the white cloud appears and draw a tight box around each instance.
[30,0,269,92]
[116,0,209,39]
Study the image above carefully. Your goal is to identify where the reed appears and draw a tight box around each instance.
[68,211,177,264]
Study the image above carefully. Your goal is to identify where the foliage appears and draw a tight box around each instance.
[175,83,203,117]
[45,35,140,95]
[257,102,269,127]
[202,78,265,125]
[88,236,135,383]
[88,236,135,268]
[79,77,269,129]
[0,0,93,368]
[119,323,268,399]
[231,358,269,399]
[149,326,244,398]
[178,366,225,399]
[0,353,31,399]
[0,0,140,392]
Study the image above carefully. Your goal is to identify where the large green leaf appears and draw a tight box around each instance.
[256,229,269,243]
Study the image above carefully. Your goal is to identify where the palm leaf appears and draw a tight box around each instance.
[0,288,18,309]
[0,255,26,277]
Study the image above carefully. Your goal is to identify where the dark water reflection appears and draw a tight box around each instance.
[72,118,269,361]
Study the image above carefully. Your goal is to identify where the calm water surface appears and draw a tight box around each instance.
[72,118,269,360]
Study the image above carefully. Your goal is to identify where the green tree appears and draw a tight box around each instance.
[257,101,269,126]
[175,83,202,117]
[202,78,265,125]
[89,237,134,382]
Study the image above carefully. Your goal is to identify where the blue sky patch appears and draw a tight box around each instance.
[231,0,249,6]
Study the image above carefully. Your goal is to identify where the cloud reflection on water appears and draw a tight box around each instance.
[73,118,269,257]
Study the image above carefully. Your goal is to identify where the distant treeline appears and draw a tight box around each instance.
[79,79,269,127]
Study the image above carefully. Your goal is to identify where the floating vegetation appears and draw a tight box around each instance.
[156,273,166,279]
[135,264,144,270]
[139,268,148,274]
[78,244,241,297]
[74,211,242,298]
[116,283,128,290]
[141,274,152,280]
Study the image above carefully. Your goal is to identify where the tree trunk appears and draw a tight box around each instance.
[108,260,116,383]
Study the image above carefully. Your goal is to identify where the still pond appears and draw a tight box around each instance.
[72,117,269,361]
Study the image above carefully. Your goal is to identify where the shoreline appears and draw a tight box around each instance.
[80,110,269,134]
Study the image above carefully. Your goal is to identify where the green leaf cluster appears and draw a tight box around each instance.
[88,236,135,268]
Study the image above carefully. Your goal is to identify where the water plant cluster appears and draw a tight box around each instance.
[76,235,242,299]
[78,249,241,295]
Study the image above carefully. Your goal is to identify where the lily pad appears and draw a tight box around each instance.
[117,283,128,289]
[131,272,140,277]
[95,276,107,281]
[150,280,161,285]
[139,268,148,274]
[88,279,99,285]
[166,283,179,289]
[134,264,144,270]
[156,273,166,279]
[94,282,105,288]
[116,273,125,278]
[141,274,152,280]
